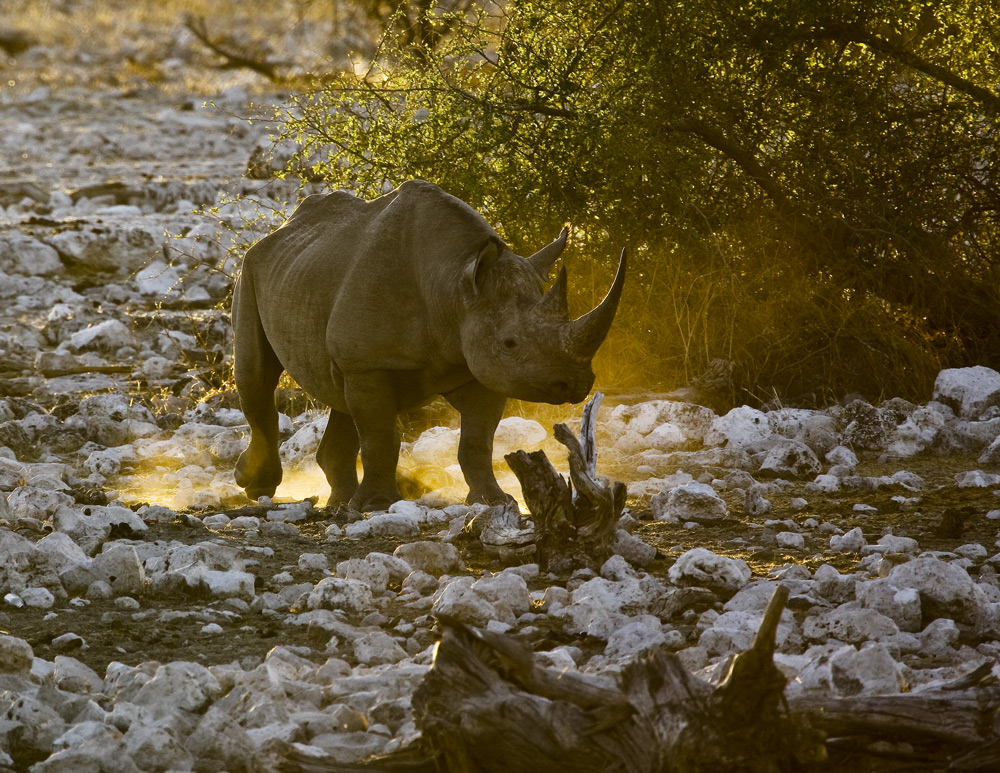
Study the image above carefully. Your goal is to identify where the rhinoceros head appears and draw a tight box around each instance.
[458,228,627,404]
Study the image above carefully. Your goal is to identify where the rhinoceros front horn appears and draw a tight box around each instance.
[527,226,569,280]
[563,248,627,359]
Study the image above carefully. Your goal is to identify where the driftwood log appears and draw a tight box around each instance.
[280,585,1000,773]
[503,392,626,573]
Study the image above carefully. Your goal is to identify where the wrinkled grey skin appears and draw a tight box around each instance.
[232,180,626,511]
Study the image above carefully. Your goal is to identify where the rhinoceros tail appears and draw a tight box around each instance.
[232,264,284,499]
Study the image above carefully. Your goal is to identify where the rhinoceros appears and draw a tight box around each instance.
[232,180,626,511]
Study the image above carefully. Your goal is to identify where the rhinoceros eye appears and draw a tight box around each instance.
[503,337,518,350]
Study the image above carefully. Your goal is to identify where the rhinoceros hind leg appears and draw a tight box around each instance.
[318,410,360,506]
[344,372,403,511]
[232,274,284,500]
[444,381,512,506]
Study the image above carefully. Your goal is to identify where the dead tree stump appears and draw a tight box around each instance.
[504,393,626,573]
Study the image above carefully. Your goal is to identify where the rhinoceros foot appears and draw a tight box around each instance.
[466,486,515,508]
[349,482,402,513]
[234,444,282,501]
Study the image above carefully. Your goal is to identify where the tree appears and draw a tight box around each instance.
[270,0,1000,403]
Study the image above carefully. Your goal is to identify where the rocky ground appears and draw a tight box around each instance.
[5,9,1000,773]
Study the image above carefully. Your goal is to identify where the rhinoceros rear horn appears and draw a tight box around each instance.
[537,266,570,320]
[527,226,569,280]
[564,248,627,359]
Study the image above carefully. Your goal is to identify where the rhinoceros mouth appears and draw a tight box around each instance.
[506,378,593,405]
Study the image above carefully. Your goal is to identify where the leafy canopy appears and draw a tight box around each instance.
[274,0,1000,403]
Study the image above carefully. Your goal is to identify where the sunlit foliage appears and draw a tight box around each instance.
[274,0,1000,403]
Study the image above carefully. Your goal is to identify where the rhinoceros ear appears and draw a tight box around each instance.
[527,226,569,280]
[461,238,499,302]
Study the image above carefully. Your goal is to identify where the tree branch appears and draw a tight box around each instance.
[183,15,280,82]
[817,20,1000,113]
[665,117,795,214]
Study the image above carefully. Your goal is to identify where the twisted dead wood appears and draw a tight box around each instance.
[503,392,626,573]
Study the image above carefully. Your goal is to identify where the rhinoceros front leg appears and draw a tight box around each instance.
[444,381,512,506]
[317,410,360,507]
[344,372,402,511]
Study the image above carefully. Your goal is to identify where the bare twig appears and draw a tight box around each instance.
[183,15,280,82]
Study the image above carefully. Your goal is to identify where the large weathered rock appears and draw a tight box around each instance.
[933,366,1000,420]
[668,548,750,595]
[888,556,985,626]
[651,482,728,524]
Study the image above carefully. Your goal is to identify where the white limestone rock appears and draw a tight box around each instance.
[744,483,772,517]
[888,556,985,625]
[0,233,63,276]
[280,415,328,464]
[410,426,460,468]
[492,416,547,459]
[472,571,531,624]
[345,511,420,538]
[122,720,194,772]
[979,430,1000,465]
[337,557,391,595]
[430,576,497,628]
[955,469,1000,488]
[69,319,135,354]
[862,534,919,556]
[645,421,687,451]
[612,529,657,568]
[856,579,922,632]
[46,226,158,274]
[651,482,728,524]
[700,608,797,657]
[828,642,903,696]
[556,575,655,639]
[607,400,716,444]
[755,436,822,478]
[34,531,91,577]
[667,548,751,595]
[601,620,670,663]
[883,407,946,458]
[184,706,253,772]
[6,486,74,521]
[200,569,255,601]
[53,504,147,555]
[933,366,1000,420]
[0,634,34,674]
[830,526,867,553]
[920,617,961,659]
[131,661,222,715]
[307,577,375,616]
[813,564,857,604]
[92,544,147,597]
[802,605,899,643]
[777,531,806,550]
[21,587,56,608]
[393,541,461,576]
[704,405,771,448]
[52,655,103,694]
[768,408,838,457]
[353,631,408,666]
[298,552,329,572]
[825,445,859,468]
